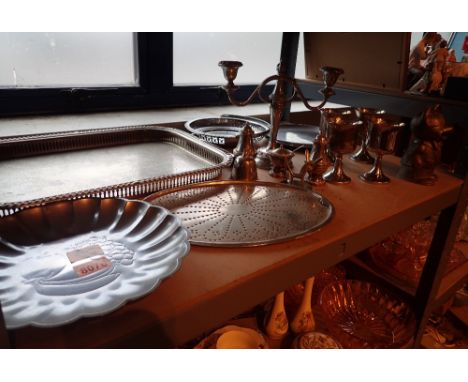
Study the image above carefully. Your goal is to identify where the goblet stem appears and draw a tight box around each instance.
[323,154,351,184]
[360,153,390,184]
[373,154,384,177]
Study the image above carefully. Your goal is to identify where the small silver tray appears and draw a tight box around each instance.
[0,126,232,217]
[277,122,320,148]
[0,198,190,329]
[184,115,270,148]
[145,180,334,247]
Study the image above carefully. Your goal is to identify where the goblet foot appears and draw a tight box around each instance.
[360,170,390,184]
[323,155,351,184]
[324,169,351,184]
[360,154,391,184]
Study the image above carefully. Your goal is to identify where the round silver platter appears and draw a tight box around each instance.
[146,181,334,247]
[184,115,270,148]
[277,122,320,148]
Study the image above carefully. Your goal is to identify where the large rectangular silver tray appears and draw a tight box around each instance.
[0,126,232,217]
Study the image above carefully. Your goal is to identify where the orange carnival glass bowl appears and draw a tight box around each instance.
[319,280,416,348]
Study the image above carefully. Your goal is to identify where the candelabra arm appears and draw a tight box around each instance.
[223,74,279,106]
[292,79,329,111]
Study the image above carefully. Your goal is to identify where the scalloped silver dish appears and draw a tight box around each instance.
[146,180,333,247]
[0,198,190,329]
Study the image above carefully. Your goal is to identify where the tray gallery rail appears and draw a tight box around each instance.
[0,126,233,217]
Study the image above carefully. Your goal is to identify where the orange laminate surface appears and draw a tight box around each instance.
[10,154,463,348]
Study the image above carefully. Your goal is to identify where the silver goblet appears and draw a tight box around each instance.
[360,116,405,184]
[350,107,386,163]
[321,107,360,163]
[323,115,362,184]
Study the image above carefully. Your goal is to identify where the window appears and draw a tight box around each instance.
[173,32,305,86]
[0,33,137,88]
[0,32,303,117]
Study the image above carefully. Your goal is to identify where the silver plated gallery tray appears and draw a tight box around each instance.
[184,115,270,148]
[277,122,320,148]
[0,126,232,217]
[145,180,334,247]
[0,198,190,329]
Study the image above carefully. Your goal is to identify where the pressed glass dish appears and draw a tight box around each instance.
[368,219,466,288]
[319,280,416,348]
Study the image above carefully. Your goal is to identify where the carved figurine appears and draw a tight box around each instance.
[290,276,316,334]
[398,105,453,185]
[231,123,257,181]
[407,32,439,89]
[265,292,289,340]
[448,49,457,64]
[427,40,450,95]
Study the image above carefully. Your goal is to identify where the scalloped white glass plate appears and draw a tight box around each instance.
[0,198,190,329]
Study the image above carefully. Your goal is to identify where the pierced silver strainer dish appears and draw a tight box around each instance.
[146,181,333,247]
